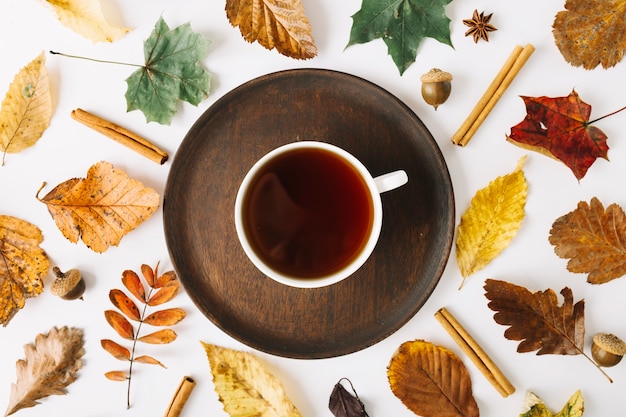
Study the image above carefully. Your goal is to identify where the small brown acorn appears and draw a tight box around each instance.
[50,267,85,300]
[591,333,626,367]
[420,68,453,110]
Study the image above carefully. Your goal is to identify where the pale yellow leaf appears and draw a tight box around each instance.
[0,52,51,166]
[520,390,584,417]
[202,342,302,417]
[455,156,528,287]
[43,0,130,42]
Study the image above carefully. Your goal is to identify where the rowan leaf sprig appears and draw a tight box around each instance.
[101,262,186,409]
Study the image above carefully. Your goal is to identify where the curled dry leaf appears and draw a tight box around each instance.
[4,326,84,416]
[549,197,626,284]
[36,161,160,253]
[455,157,527,288]
[0,52,51,166]
[387,340,479,417]
[226,0,317,60]
[42,0,130,42]
[329,378,369,417]
[202,342,303,417]
[0,215,49,326]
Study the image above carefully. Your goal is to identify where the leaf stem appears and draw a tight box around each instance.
[581,350,613,383]
[126,286,153,409]
[588,104,626,125]
[49,50,143,68]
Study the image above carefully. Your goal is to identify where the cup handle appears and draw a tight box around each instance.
[373,170,408,194]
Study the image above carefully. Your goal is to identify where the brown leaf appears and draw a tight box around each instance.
[0,215,49,326]
[134,355,166,368]
[154,270,177,288]
[137,329,177,344]
[329,378,369,417]
[387,340,479,417]
[36,161,160,253]
[141,263,156,287]
[104,310,134,339]
[101,339,131,361]
[143,308,186,326]
[549,197,626,284]
[147,281,179,306]
[104,370,127,381]
[484,279,585,355]
[109,289,141,321]
[226,0,317,59]
[121,270,146,302]
[5,326,84,416]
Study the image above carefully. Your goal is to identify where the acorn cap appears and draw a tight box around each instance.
[593,333,626,355]
[420,68,453,83]
[50,268,82,296]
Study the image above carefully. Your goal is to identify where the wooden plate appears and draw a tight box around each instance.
[163,69,454,359]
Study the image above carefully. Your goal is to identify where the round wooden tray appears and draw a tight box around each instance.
[163,69,455,359]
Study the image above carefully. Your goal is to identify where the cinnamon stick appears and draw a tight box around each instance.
[71,108,168,164]
[434,307,515,397]
[451,44,535,147]
[163,376,196,417]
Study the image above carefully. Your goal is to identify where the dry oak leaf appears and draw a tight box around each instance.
[0,215,49,326]
[226,0,317,60]
[36,161,159,253]
[506,90,609,181]
[42,0,130,42]
[202,342,303,417]
[4,326,84,416]
[553,0,626,69]
[455,157,527,288]
[0,52,52,166]
[549,197,626,284]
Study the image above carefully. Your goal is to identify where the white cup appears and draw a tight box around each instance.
[235,141,408,288]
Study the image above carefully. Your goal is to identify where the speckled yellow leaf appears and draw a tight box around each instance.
[519,390,584,417]
[0,215,49,326]
[36,161,159,253]
[456,157,528,288]
[202,342,302,417]
[43,0,130,42]
[0,52,51,166]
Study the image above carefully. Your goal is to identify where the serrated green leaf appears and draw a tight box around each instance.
[347,0,453,75]
[125,17,212,125]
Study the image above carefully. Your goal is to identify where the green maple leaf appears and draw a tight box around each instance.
[125,17,212,125]
[347,0,454,75]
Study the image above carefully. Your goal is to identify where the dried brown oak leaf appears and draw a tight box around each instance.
[0,215,49,326]
[36,161,159,253]
[388,340,479,417]
[226,0,317,59]
[4,326,84,416]
[553,0,626,69]
[549,197,626,284]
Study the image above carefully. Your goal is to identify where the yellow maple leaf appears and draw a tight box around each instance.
[202,342,303,417]
[36,161,159,253]
[0,52,52,166]
[0,215,49,326]
[43,0,130,43]
[455,156,528,288]
[226,0,317,59]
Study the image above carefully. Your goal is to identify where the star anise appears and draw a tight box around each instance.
[463,9,497,43]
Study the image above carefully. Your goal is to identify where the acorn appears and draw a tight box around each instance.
[50,267,85,300]
[591,333,626,367]
[420,68,453,110]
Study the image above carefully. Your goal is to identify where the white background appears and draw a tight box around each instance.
[2,0,626,416]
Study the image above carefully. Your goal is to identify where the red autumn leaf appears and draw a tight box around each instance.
[137,329,177,344]
[143,308,186,326]
[101,339,131,361]
[141,263,155,287]
[104,310,134,339]
[506,89,608,180]
[122,270,146,302]
[154,270,176,288]
[147,281,179,306]
[109,289,141,321]
[105,370,128,381]
[134,355,166,367]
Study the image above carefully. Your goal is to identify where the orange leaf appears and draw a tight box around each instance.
[141,263,155,287]
[134,355,166,368]
[121,270,146,302]
[143,308,186,326]
[36,161,160,253]
[105,370,128,381]
[137,329,177,344]
[109,289,141,321]
[101,339,131,361]
[154,270,177,288]
[147,281,179,306]
[104,310,134,339]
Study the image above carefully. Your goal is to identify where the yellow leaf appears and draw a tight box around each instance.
[0,215,49,326]
[520,390,584,417]
[0,52,51,166]
[455,157,528,288]
[36,161,160,253]
[226,0,317,59]
[43,0,130,42]
[202,342,302,417]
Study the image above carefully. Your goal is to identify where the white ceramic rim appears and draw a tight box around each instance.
[234,141,384,288]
